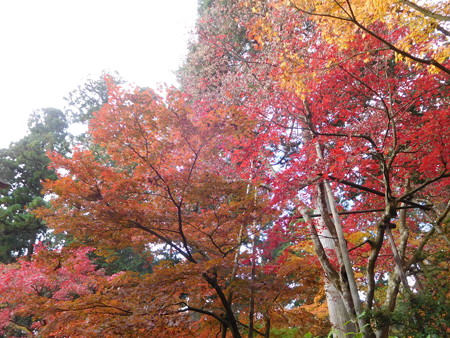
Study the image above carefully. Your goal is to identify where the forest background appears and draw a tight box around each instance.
[0,0,449,337]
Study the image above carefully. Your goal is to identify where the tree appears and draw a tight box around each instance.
[179,0,261,103]
[2,81,325,337]
[0,244,104,337]
[178,0,450,336]
[64,71,123,125]
[1,1,447,335]
[0,108,69,263]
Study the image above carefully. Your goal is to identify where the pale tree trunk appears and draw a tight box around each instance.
[248,234,256,338]
[314,142,371,336]
[325,282,357,336]
[294,100,374,336]
[295,140,368,334]
[300,208,362,337]
[316,215,358,336]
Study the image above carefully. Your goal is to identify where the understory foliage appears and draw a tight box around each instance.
[0,0,449,337]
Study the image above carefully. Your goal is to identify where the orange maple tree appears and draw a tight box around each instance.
[0,81,327,337]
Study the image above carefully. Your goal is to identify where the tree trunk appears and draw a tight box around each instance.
[316,214,358,336]
[314,141,370,336]
[248,235,256,338]
[202,272,242,338]
[299,101,372,336]
[325,280,358,336]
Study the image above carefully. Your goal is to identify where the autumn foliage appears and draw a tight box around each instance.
[1,83,328,337]
[1,0,449,337]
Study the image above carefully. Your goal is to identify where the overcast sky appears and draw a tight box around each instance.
[0,0,198,148]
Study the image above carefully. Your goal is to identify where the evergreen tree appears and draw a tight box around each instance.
[0,108,69,262]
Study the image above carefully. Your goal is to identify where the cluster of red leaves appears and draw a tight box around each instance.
[0,244,105,336]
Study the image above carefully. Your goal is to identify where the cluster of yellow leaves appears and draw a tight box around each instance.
[288,0,450,70]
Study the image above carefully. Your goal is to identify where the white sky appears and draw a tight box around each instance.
[0,0,198,148]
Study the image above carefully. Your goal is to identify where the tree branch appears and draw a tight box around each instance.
[202,271,242,338]
[328,176,432,211]
[299,207,341,290]
[289,0,450,74]
[302,205,432,218]
[175,302,228,326]
[401,0,450,21]
[129,220,196,263]
[397,171,450,203]
[350,16,450,75]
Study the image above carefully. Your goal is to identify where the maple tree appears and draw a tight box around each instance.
[180,0,450,336]
[0,244,105,336]
[286,0,450,74]
[0,81,328,337]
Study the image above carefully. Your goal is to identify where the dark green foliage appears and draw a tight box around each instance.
[197,0,215,14]
[178,0,255,98]
[0,108,69,262]
[269,327,300,338]
[370,289,450,337]
[369,248,450,337]
[63,71,124,148]
[27,108,70,154]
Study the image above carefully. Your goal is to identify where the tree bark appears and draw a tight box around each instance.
[202,272,242,338]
